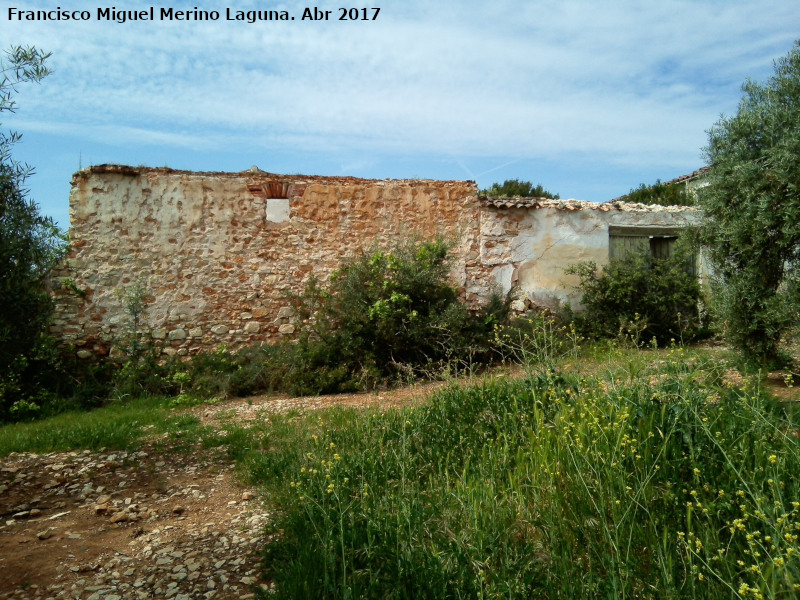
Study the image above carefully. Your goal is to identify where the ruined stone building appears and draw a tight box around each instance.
[50,165,699,358]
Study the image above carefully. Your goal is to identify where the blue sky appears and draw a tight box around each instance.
[1,1,798,228]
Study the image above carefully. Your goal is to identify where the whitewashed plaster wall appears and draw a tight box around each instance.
[478,200,699,309]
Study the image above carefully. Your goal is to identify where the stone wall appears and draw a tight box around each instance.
[50,165,482,358]
[50,165,699,358]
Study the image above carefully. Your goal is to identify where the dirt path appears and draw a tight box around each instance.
[0,445,269,600]
[0,380,452,600]
[194,378,452,425]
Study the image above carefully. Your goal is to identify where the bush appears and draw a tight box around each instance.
[281,237,508,394]
[566,250,702,345]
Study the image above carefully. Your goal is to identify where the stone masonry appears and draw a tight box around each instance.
[50,166,482,358]
[50,165,698,358]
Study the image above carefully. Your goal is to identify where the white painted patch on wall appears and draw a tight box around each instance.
[492,264,514,291]
[266,198,290,223]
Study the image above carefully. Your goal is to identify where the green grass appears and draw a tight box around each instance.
[2,343,799,598]
[232,348,800,599]
[0,396,203,456]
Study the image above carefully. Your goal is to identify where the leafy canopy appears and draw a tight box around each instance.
[0,46,67,418]
[696,41,800,366]
[481,179,560,199]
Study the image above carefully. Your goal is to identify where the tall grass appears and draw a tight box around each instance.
[247,350,800,599]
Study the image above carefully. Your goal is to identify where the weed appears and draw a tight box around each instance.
[493,312,582,371]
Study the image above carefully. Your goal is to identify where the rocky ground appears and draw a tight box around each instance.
[0,445,271,600]
[0,382,443,600]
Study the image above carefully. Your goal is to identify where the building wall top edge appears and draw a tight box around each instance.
[70,164,478,188]
[480,196,698,212]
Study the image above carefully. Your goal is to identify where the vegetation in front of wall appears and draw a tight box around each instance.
[0,237,508,423]
[264,237,509,395]
[618,178,693,206]
[565,249,703,345]
[480,179,560,199]
[108,237,509,402]
[58,277,87,299]
[232,345,800,599]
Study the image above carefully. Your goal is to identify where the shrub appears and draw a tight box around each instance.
[566,249,702,345]
[282,237,507,394]
[107,282,174,399]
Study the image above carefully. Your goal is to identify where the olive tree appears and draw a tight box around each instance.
[0,46,65,415]
[697,41,800,366]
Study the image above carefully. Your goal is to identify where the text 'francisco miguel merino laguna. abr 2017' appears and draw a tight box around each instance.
[6,7,382,23]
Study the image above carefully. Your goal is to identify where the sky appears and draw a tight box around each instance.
[0,1,798,228]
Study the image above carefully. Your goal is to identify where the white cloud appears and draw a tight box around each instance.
[1,0,798,218]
